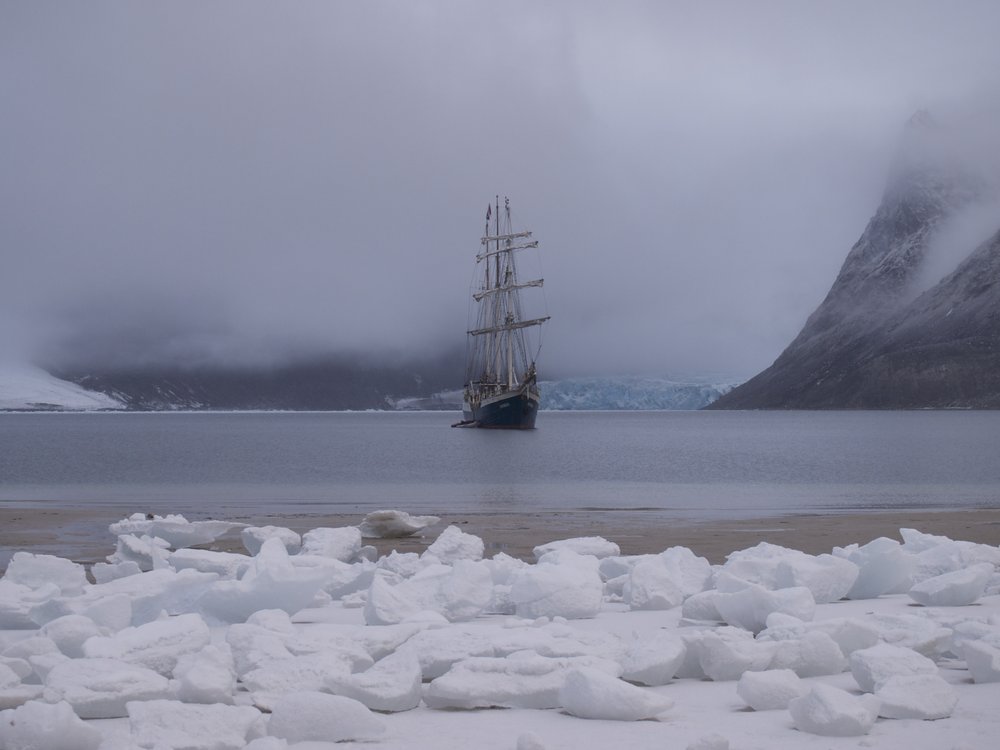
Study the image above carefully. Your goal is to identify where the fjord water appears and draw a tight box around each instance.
[1,411,998,519]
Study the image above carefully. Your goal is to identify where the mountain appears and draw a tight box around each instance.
[0,364,124,411]
[393,376,739,411]
[52,351,465,411]
[711,112,1000,409]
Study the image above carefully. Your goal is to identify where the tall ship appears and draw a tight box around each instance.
[458,197,549,429]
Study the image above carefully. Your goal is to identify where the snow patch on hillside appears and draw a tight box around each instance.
[0,364,124,411]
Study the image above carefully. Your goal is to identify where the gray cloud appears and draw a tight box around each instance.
[3,1,999,378]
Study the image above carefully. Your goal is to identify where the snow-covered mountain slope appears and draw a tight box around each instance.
[0,364,124,411]
[713,110,1000,409]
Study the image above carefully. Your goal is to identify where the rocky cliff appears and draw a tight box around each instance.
[710,112,1000,409]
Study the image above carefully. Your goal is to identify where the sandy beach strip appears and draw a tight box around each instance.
[2,504,999,570]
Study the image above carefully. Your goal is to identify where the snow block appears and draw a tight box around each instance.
[620,630,686,686]
[849,643,939,693]
[299,526,362,562]
[0,700,101,750]
[173,644,237,704]
[736,669,807,710]
[4,552,87,597]
[788,683,879,737]
[774,554,859,603]
[266,691,385,743]
[242,525,301,555]
[169,548,252,579]
[875,673,957,719]
[359,510,440,538]
[109,513,239,549]
[197,537,327,623]
[0,581,61,629]
[42,657,171,718]
[908,563,993,607]
[532,536,620,560]
[715,583,816,634]
[326,650,421,712]
[424,525,485,563]
[961,639,1000,683]
[696,630,776,681]
[394,627,496,680]
[39,615,104,659]
[363,560,492,624]
[624,557,684,611]
[510,552,603,620]
[558,666,672,720]
[837,537,915,600]
[108,534,171,571]
[424,653,620,710]
[767,631,847,677]
[82,612,211,676]
[127,699,265,750]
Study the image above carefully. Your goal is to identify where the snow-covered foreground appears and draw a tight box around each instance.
[2,511,1000,750]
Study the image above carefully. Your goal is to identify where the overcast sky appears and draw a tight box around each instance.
[3,1,999,378]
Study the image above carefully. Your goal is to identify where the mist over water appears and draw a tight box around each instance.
[3,2,1000,378]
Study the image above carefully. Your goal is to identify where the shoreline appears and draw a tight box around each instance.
[2,505,999,570]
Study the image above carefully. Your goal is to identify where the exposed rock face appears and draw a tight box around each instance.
[711,113,1000,409]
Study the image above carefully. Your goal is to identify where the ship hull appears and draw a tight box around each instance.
[463,387,539,429]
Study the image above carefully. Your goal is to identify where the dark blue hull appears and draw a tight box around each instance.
[463,388,538,429]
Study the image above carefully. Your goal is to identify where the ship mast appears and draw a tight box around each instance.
[466,197,549,396]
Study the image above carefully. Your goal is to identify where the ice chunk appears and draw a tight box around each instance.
[865,612,952,658]
[359,510,440,538]
[849,643,939,693]
[681,590,724,622]
[0,581,61,629]
[696,630,776,681]
[363,560,492,624]
[266,691,385,743]
[300,526,362,562]
[110,513,240,549]
[126,699,265,750]
[4,552,87,596]
[837,537,915,599]
[767,631,847,677]
[91,560,142,584]
[173,644,236,704]
[242,525,302,555]
[624,557,684,611]
[961,639,1000,683]
[108,534,171,571]
[0,657,31,682]
[241,651,362,696]
[874,673,957,719]
[244,739,288,750]
[325,649,421,712]
[715,583,816,633]
[394,627,496,680]
[0,700,101,750]
[532,536,621,560]
[42,657,171,718]
[559,666,672,720]
[2,636,60,662]
[82,612,211,675]
[28,652,69,682]
[658,546,713,597]
[39,615,104,658]
[620,630,686,686]
[169,548,252,579]
[0,662,20,689]
[736,668,807,710]
[424,525,485,563]
[510,552,603,620]
[424,653,620,710]
[197,538,327,623]
[774,554,859,603]
[788,683,879,736]
[908,563,992,606]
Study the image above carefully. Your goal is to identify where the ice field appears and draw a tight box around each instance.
[1,511,999,749]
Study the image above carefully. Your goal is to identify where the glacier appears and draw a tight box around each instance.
[0,364,124,411]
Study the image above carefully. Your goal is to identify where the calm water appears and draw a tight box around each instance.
[1,411,999,520]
